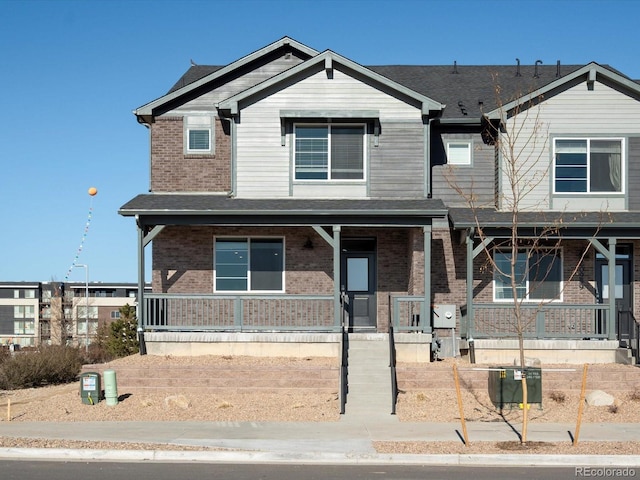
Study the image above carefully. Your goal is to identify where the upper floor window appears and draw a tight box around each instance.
[494,248,562,302]
[554,138,623,193]
[77,305,99,319]
[294,124,365,180]
[214,237,284,292]
[447,141,472,165]
[14,305,36,318]
[185,116,213,153]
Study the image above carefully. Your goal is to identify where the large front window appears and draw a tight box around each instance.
[494,249,562,301]
[554,138,623,193]
[215,238,284,292]
[294,124,365,180]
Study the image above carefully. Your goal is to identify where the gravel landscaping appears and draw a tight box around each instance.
[1,354,640,455]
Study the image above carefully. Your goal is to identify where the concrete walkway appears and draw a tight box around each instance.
[1,418,639,466]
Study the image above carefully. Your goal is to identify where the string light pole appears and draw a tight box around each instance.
[73,264,89,352]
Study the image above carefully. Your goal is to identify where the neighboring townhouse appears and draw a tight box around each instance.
[0,282,148,348]
[120,37,640,365]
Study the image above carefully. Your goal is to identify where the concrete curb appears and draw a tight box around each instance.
[0,448,638,466]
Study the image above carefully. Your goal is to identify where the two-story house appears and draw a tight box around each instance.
[120,37,640,365]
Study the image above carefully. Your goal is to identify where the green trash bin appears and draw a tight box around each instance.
[488,367,542,408]
[80,372,101,405]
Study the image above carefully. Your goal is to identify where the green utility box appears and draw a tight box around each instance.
[80,372,101,405]
[488,367,542,408]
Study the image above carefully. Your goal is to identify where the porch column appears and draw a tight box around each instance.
[465,229,474,339]
[333,225,342,329]
[423,225,432,333]
[608,238,617,340]
[136,219,146,355]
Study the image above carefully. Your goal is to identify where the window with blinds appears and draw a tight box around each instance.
[295,124,365,180]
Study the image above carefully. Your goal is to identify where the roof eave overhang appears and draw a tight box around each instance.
[485,62,640,120]
[134,37,320,119]
[217,51,444,117]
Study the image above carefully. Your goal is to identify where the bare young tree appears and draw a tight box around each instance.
[48,281,73,346]
[446,77,602,444]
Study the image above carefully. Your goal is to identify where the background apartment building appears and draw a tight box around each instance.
[0,282,150,347]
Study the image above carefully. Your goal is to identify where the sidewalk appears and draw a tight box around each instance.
[1,417,639,466]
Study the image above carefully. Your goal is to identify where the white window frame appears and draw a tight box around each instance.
[553,137,625,194]
[446,140,472,166]
[14,305,35,318]
[213,236,285,293]
[293,123,366,181]
[185,115,214,154]
[493,248,563,302]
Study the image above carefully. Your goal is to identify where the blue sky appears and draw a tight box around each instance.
[1,0,639,283]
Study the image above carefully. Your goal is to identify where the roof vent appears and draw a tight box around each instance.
[515,58,522,77]
[458,101,467,115]
[452,61,459,74]
[534,60,543,78]
[556,60,561,78]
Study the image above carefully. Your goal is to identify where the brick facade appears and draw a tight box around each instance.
[151,116,231,192]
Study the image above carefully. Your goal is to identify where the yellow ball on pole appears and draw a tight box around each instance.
[88,187,98,196]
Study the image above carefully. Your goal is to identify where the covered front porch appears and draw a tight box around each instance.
[450,208,640,364]
[118,195,447,359]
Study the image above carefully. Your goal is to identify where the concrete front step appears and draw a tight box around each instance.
[343,338,393,416]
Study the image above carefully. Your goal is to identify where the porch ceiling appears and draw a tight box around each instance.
[449,207,640,238]
[119,194,448,227]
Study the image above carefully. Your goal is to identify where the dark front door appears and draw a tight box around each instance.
[341,238,377,332]
[595,244,632,340]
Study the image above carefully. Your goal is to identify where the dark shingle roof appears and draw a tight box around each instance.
[119,194,447,226]
[165,62,607,119]
[449,207,640,237]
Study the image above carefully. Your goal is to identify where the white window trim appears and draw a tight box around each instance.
[552,137,625,195]
[446,140,472,166]
[293,123,367,182]
[213,236,286,293]
[184,115,215,154]
[492,247,564,303]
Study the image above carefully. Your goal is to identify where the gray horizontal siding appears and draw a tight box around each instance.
[369,122,424,198]
[628,137,640,210]
[431,133,495,207]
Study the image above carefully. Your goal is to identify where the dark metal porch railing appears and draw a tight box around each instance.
[463,303,611,339]
[388,298,398,415]
[144,294,337,332]
[617,309,640,358]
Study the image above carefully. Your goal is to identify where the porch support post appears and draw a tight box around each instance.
[423,225,432,333]
[333,225,342,330]
[465,229,493,339]
[608,238,617,340]
[136,216,147,355]
[465,229,474,339]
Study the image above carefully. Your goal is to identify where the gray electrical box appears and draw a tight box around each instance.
[433,304,456,328]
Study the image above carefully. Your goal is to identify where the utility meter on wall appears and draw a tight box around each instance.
[432,304,456,328]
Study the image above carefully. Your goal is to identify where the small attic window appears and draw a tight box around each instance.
[447,141,472,166]
[185,115,214,154]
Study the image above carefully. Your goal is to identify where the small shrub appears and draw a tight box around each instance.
[0,345,83,390]
[416,392,427,402]
[549,391,566,404]
[89,304,139,362]
[630,389,640,402]
[609,404,619,414]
